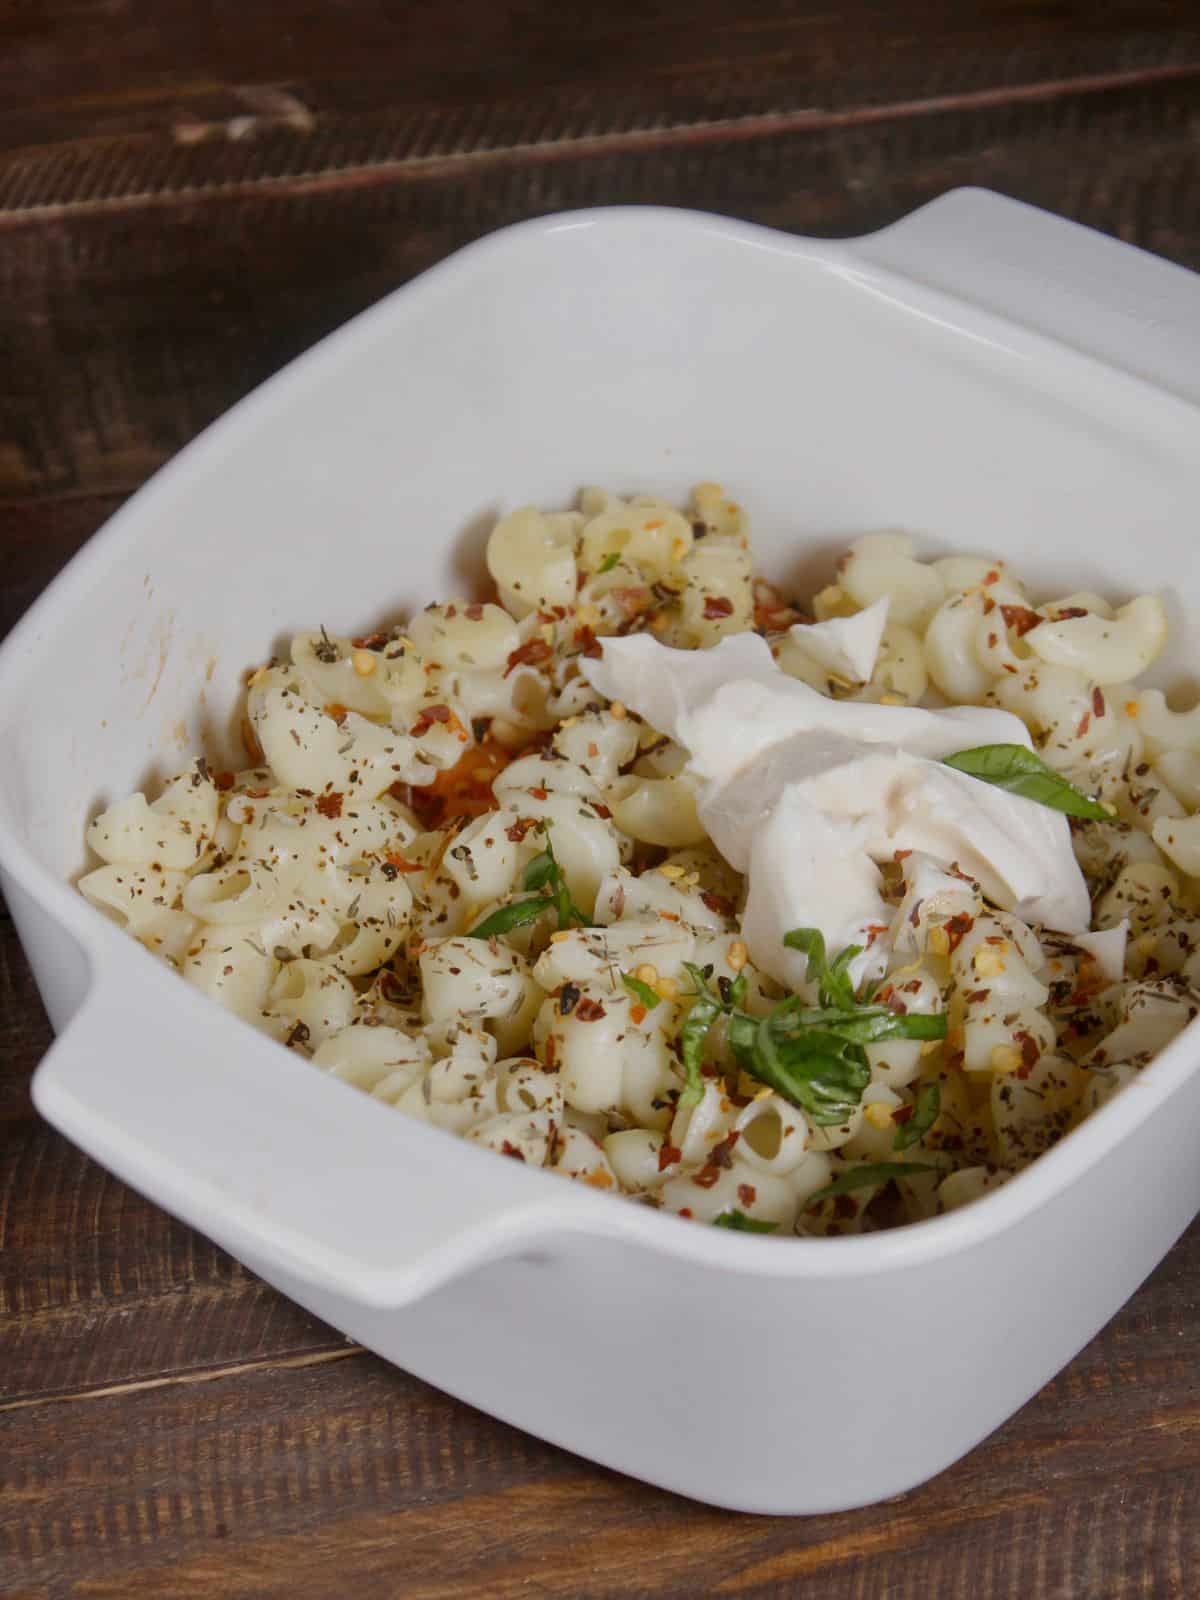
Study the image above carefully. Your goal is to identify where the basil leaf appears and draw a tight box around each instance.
[519,832,590,929]
[751,1015,871,1126]
[806,1161,940,1207]
[782,926,862,1009]
[678,993,720,1108]
[598,551,621,573]
[771,1005,947,1046]
[823,943,862,1010]
[712,1209,778,1233]
[621,972,661,1009]
[725,1008,758,1070]
[893,1082,941,1152]
[943,744,1110,820]
[468,896,553,938]
[522,847,557,892]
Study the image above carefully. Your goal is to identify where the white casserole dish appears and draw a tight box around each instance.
[3,189,1200,1515]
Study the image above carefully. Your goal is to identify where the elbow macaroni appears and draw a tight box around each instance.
[80,485,1200,1236]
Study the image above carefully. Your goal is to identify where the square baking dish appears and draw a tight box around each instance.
[3,188,1199,1515]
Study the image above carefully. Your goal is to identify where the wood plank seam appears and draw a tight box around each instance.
[3,59,1200,225]
[0,1343,364,1416]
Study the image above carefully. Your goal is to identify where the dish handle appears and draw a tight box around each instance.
[32,945,641,1310]
[853,186,1200,408]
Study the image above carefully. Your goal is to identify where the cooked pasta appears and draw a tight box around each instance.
[80,485,1200,1236]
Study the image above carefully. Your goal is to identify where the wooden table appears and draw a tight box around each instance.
[4,5,1200,1593]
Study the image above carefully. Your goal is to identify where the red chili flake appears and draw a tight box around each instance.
[833,1194,859,1219]
[590,801,613,819]
[543,1036,558,1069]
[574,998,607,1022]
[946,1047,966,1070]
[575,625,603,659]
[1000,604,1042,636]
[324,703,349,726]
[611,586,652,619]
[865,923,889,947]
[894,848,912,862]
[559,983,582,1017]
[658,1143,683,1172]
[700,891,736,918]
[966,988,990,1003]
[737,1183,757,1207]
[505,817,537,843]
[213,770,236,792]
[383,850,424,874]
[351,631,389,650]
[1092,686,1106,718]
[464,603,485,621]
[983,570,1000,586]
[630,1004,648,1025]
[892,1104,915,1125]
[707,1130,741,1170]
[903,978,923,994]
[753,601,804,632]
[1054,606,1089,620]
[987,632,999,648]
[945,912,975,953]
[678,1207,694,1219]
[703,596,734,620]
[529,785,549,801]
[315,792,344,819]
[981,595,996,615]
[1076,712,1091,739]
[692,1166,722,1189]
[504,638,554,677]
[1015,1029,1040,1071]
[499,1141,526,1162]
[409,703,453,737]
[379,970,406,1002]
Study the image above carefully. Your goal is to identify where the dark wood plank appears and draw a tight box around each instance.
[0,495,127,644]
[4,73,1200,509]
[1,1220,1197,1598]
[2,1,1197,158]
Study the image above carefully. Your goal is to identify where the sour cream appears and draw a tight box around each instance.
[581,632,1092,988]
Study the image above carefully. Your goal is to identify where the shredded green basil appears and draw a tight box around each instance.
[621,972,661,1010]
[805,1161,941,1207]
[712,1209,778,1233]
[673,932,948,1127]
[893,1082,941,1152]
[467,831,589,938]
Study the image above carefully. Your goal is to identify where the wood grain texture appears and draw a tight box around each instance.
[2,1221,1198,1598]
[4,4,1200,1593]
[2,2,1198,159]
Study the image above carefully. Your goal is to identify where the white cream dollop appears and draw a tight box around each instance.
[786,597,889,684]
[582,632,1092,988]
